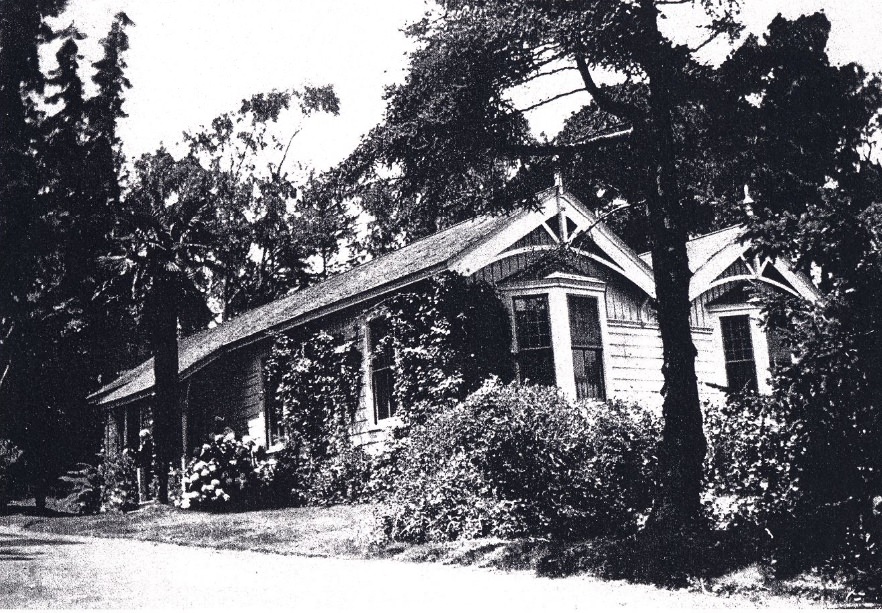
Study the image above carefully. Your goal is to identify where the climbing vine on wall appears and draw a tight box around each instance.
[264,330,361,458]
[374,272,515,429]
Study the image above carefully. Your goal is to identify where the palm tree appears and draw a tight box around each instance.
[102,149,216,503]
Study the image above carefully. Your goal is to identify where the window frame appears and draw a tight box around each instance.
[512,294,556,387]
[262,356,286,449]
[719,314,759,394]
[708,305,773,395]
[503,274,610,400]
[568,294,607,401]
[366,315,398,425]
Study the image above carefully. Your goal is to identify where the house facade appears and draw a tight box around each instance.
[90,186,819,455]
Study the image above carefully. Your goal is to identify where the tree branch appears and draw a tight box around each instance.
[521,65,579,83]
[273,127,303,179]
[500,126,633,158]
[574,53,643,123]
[689,28,723,53]
[517,88,587,113]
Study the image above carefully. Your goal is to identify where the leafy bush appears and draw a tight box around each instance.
[0,439,23,510]
[703,394,803,531]
[54,450,138,515]
[99,449,139,513]
[377,379,660,543]
[59,463,103,515]
[179,431,273,510]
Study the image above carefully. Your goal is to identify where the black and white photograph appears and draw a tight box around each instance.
[1,0,881,608]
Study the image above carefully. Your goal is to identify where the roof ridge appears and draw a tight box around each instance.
[182,213,497,344]
[688,224,744,242]
[638,224,745,260]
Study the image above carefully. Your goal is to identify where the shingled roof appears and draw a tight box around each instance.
[90,211,525,408]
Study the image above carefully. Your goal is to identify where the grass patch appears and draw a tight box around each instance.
[0,501,377,558]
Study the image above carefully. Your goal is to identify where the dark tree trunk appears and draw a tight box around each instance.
[640,3,708,532]
[150,275,179,504]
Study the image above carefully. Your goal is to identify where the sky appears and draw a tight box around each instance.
[56,0,882,175]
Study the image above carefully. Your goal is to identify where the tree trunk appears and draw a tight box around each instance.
[150,275,179,504]
[640,5,708,532]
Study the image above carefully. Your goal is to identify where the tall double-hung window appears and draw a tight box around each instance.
[720,314,759,393]
[568,295,606,400]
[513,295,556,386]
[369,318,397,422]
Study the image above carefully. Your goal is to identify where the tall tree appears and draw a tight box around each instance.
[335,0,750,531]
[180,85,344,318]
[104,150,217,503]
[86,12,133,212]
[724,16,882,564]
[0,0,73,504]
[0,0,67,397]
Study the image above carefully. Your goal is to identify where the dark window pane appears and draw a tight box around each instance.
[370,318,397,422]
[568,295,605,400]
[518,348,556,387]
[370,319,393,367]
[720,315,758,393]
[125,407,140,450]
[514,295,555,387]
[514,296,552,349]
[568,295,602,347]
[372,367,397,421]
[573,348,605,400]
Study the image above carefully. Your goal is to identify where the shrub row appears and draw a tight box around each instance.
[377,379,660,542]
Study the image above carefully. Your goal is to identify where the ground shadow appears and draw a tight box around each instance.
[0,534,80,562]
[1,503,78,518]
[536,527,766,588]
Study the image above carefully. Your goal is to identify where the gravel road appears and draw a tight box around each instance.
[0,526,812,609]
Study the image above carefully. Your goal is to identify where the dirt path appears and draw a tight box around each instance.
[0,526,812,609]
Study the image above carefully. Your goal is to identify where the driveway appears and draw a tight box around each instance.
[0,526,810,609]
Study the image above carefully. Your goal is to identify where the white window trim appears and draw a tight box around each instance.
[503,275,611,401]
[708,304,773,395]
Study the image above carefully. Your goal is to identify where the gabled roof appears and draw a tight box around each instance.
[638,225,745,273]
[90,212,520,408]
[637,224,819,303]
[92,188,746,409]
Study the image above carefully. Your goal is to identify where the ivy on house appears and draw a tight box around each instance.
[374,272,515,429]
[264,330,361,458]
[263,329,363,504]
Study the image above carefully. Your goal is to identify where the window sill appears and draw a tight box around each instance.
[374,415,403,430]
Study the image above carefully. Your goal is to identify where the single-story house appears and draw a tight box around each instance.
[90,183,819,456]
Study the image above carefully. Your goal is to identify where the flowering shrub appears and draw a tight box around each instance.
[179,431,273,510]
[98,449,139,513]
[0,439,23,510]
[377,380,660,543]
